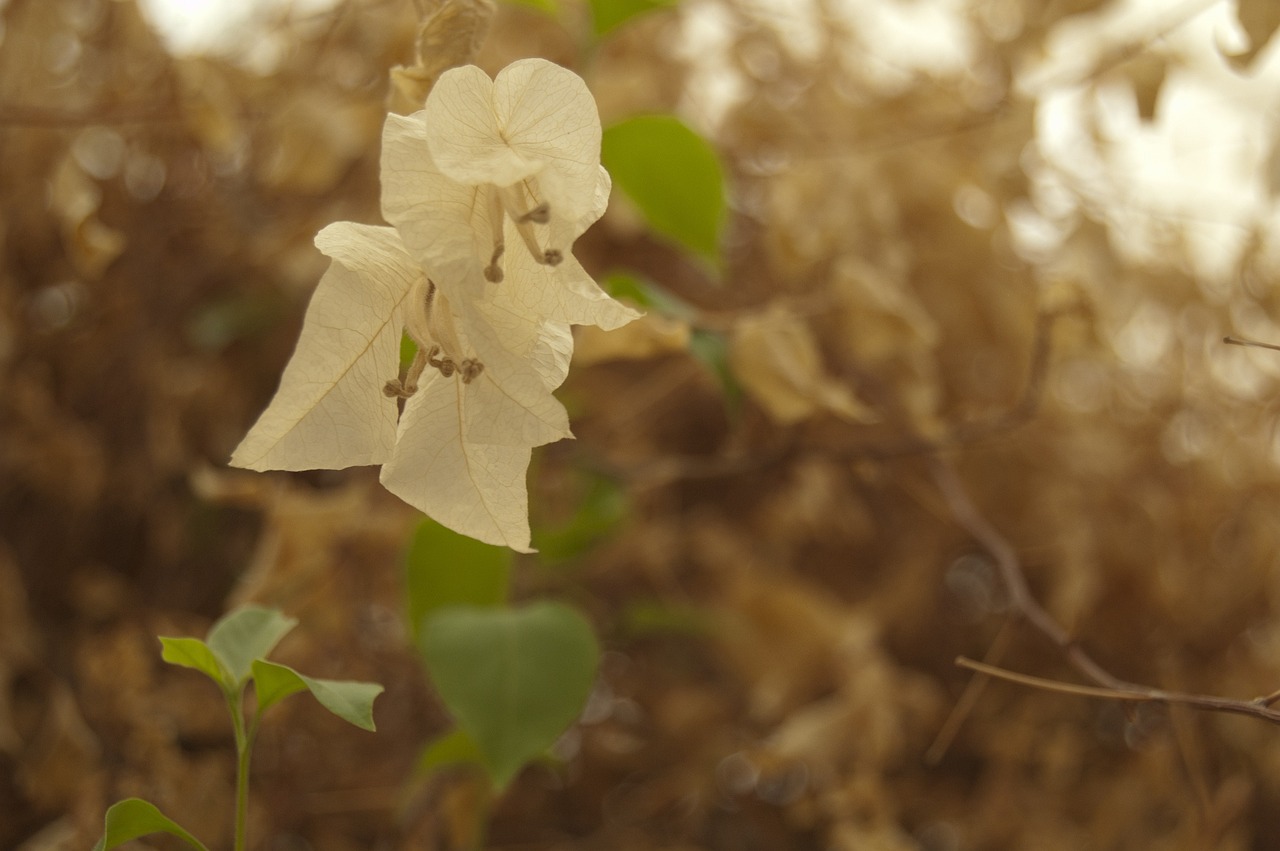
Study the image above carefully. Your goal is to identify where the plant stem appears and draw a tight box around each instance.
[225,688,255,851]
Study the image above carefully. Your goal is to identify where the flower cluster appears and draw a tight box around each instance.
[230,59,638,551]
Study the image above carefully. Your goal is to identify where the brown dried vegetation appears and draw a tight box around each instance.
[5,0,1280,849]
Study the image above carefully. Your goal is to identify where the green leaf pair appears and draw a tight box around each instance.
[95,606,383,851]
[404,520,600,790]
[158,605,381,730]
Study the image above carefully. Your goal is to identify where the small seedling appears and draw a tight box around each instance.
[94,605,383,851]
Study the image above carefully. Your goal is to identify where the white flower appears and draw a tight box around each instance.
[380,57,637,376]
[230,222,570,550]
[231,59,639,551]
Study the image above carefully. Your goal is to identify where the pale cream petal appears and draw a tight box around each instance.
[496,241,640,332]
[491,58,602,226]
[381,112,491,299]
[425,64,539,188]
[452,299,572,446]
[380,373,534,552]
[530,321,573,390]
[229,223,414,471]
[464,365,570,447]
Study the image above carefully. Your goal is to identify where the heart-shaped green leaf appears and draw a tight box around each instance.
[93,798,208,851]
[420,602,599,789]
[602,115,725,261]
[251,659,382,731]
[207,606,297,687]
[404,519,511,642]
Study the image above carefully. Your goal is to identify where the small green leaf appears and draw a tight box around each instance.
[251,659,382,731]
[403,520,511,642]
[207,606,297,687]
[602,115,725,260]
[420,602,599,790]
[589,0,677,37]
[159,637,233,692]
[249,658,309,715]
[416,726,486,776]
[93,798,209,851]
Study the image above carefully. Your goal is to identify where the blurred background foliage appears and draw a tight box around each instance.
[6,0,1280,848]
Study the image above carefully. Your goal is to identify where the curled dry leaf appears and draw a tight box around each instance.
[49,156,125,280]
[573,312,691,366]
[728,304,874,426]
[387,0,497,114]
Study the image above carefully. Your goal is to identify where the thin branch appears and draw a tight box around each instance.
[956,658,1155,702]
[1224,335,1280,353]
[937,463,1280,727]
[926,619,1014,765]
[956,658,1280,725]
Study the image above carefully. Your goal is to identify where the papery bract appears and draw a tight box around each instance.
[229,223,409,472]
[230,222,569,550]
[423,59,603,232]
[380,58,637,363]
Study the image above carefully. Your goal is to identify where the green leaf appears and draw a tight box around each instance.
[416,726,486,776]
[589,0,677,37]
[251,659,383,731]
[249,658,309,715]
[159,637,233,692]
[403,519,511,642]
[503,0,558,14]
[602,115,725,260]
[420,603,599,789]
[93,798,209,851]
[206,606,297,687]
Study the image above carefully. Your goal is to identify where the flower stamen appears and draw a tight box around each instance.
[485,245,505,283]
[427,344,455,377]
[496,182,563,270]
[384,347,429,399]
[486,190,506,282]
[518,202,550,224]
[425,344,485,383]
